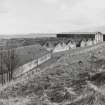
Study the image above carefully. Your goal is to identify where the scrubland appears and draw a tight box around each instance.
[0,44,105,105]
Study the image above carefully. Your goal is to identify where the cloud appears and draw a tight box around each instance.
[42,0,59,4]
[0,0,8,14]
[57,0,105,29]
[0,0,105,34]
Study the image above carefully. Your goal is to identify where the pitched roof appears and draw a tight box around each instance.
[43,40,60,47]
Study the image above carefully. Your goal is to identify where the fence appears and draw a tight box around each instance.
[13,42,105,80]
[1,42,105,84]
[0,52,51,84]
[13,53,51,78]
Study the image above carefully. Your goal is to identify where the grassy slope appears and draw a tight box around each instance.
[15,44,49,67]
[1,43,105,105]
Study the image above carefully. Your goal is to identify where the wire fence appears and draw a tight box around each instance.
[1,42,105,85]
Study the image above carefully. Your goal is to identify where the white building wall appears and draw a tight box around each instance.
[86,40,93,46]
[68,42,76,49]
[95,32,103,42]
[95,34,98,43]
[81,41,86,47]
[93,40,97,44]
[100,34,103,42]
[53,43,69,53]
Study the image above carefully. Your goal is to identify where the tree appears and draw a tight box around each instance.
[0,48,4,85]
[3,48,19,81]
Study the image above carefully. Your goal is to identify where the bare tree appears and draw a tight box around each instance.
[3,48,19,81]
[0,48,4,85]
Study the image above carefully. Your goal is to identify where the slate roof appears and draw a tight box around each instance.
[58,32,103,35]
[42,40,60,47]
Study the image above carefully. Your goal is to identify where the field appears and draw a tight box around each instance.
[15,44,49,67]
[0,43,105,105]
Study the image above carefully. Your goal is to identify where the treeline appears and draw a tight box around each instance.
[0,47,18,85]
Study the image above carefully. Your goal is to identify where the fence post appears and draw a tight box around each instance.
[0,48,4,85]
[36,58,38,72]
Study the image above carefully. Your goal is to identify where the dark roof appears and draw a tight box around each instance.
[43,40,60,47]
[58,32,103,35]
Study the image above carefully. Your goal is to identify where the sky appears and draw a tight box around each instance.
[0,0,105,34]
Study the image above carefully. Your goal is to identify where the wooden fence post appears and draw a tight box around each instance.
[0,48,4,85]
[36,58,38,72]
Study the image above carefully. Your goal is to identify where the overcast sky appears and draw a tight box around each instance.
[0,0,105,34]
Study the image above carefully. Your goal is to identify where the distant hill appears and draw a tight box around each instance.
[0,27,105,39]
[0,33,56,39]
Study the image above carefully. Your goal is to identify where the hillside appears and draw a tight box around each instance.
[0,43,105,105]
[15,44,49,66]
